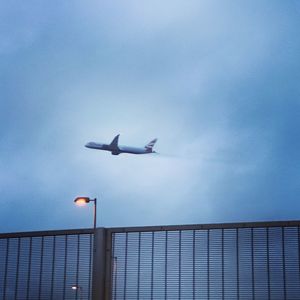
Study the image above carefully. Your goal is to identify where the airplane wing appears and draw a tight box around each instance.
[110,134,120,149]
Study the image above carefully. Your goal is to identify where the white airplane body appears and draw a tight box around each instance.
[85,135,157,155]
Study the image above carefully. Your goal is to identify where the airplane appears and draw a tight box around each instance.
[85,134,158,155]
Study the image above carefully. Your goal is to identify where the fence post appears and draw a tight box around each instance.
[92,228,107,300]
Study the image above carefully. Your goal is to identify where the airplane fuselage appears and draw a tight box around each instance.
[85,142,154,155]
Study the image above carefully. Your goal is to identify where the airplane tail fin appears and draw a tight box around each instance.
[110,134,120,149]
[145,138,157,151]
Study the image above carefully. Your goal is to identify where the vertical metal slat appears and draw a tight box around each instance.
[266,228,270,300]
[38,236,44,299]
[76,234,80,300]
[298,227,300,295]
[151,231,154,300]
[221,229,224,300]
[178,230,182,300]
[237,228,239,300]
[14,237,21,300]
[192,230,195,300]
[137,232,141,300]
[207,230,210,300]
[164,231,168,300]
[26,237,33,300]
[282,227,287,300]
[62,235,67,300]
[123,232,128,300]
[50,236,56,300]
[88,233,92,300]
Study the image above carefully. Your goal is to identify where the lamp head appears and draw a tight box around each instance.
[74,197,91,206]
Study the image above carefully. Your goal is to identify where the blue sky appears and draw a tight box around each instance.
[1,1,300,232]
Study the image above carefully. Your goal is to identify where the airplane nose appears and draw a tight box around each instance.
[85,143,90,148]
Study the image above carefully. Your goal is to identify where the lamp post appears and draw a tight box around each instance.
[74,197,97,230]
[74,196,101,299]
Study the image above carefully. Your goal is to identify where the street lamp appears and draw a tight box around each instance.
[74,196,97,230]
[71,285,83,300]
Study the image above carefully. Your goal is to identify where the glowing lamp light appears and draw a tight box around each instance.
[71,285,83,300]
[74,197,90,206]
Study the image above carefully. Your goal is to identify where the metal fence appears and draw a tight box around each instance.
[1,221,300,299]
[0,229,94,300]
[107,221,300,300]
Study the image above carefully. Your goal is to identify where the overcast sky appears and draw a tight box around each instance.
[1,0,300,233]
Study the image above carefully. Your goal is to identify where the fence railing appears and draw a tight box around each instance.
[1,221,300,299]
[105,221,300,300]
[0,228,94,300]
